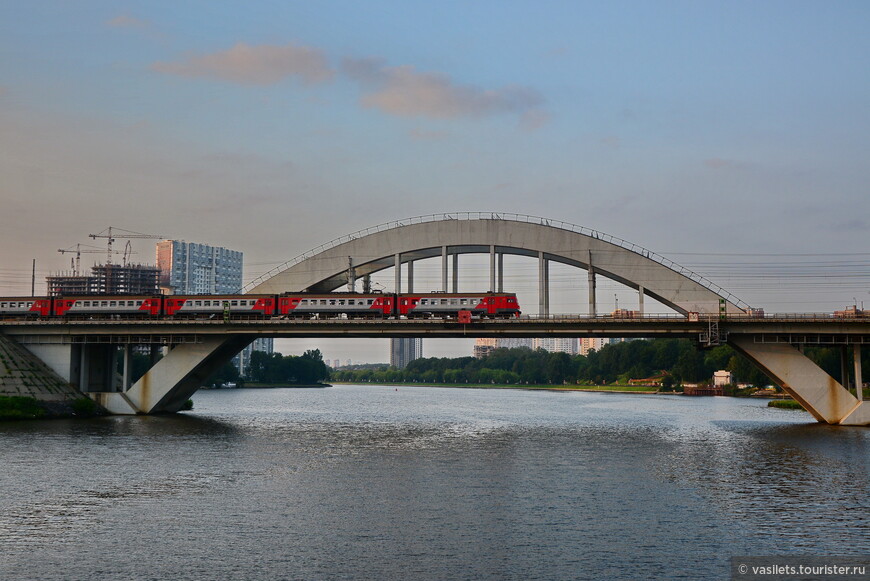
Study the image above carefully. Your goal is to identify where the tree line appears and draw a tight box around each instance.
[329,338,866,389]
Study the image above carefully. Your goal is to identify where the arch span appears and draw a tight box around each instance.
[248,213,749,315]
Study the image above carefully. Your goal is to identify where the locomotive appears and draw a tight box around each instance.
[0,292,521,320]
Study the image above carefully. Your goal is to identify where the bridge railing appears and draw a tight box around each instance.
[242,212,752,311]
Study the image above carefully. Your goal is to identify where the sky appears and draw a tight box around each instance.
[2,1,869,363]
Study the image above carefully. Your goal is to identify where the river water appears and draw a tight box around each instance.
[1,386,868,580]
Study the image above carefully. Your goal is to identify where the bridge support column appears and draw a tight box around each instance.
[93,336,251,414]
[587,250,596,317]
[122,344,133,391]
[638,285,645,315]
[729,335,869,426]
[77,344,118,393]
[407,260,414,293]
[538,252,549,316]
[497,252,504,293]
[394,253,401,293]
[442,246,448,292]
[490,245,496,292]
[452,253,459,293]
[347,256,356,292]
[854,345,863,401]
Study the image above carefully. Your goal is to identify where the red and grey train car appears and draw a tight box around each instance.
[0,292,520,320]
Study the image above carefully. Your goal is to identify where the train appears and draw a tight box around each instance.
[0,292,521,320]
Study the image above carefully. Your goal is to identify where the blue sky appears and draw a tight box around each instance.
[2,1,869,360]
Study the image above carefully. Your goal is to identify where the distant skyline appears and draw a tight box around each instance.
[3,1,869,361]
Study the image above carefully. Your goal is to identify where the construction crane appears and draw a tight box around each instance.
[88,227,165,267]
[88,227,165,294]
[57,243,132,276]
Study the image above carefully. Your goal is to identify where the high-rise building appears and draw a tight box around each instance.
[473,338,497,358]
[533,337,578,355]
[391,338,422,369]
[498,337,535,350]
[579,337,626,355]
[156,240,243,295]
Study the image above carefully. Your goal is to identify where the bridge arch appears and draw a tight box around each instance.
[247,213,750,315]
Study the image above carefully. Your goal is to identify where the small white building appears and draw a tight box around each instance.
[713,370,734,387]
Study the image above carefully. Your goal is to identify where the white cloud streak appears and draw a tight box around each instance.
[152,43,334,86]
[343,58,544,121]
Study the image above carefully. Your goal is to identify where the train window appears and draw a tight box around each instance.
[412,299,418,305]
[101,301,108,307]
[367,300,373,305]
[231,301,238,306]
[329,300,336,305]
[348,299,355,305]
[451,299,458,305]
[460,299,467,305]
[421,299,427,305]
[338,300,345,305]
[195,301,202,306]
[319,300,326,305]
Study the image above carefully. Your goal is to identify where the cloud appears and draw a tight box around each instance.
[106,14,151,29]
[342,58,544,120]
[152,42,333,85]
[519,109,550,131]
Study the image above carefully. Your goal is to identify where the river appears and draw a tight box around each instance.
[1,385,868,580]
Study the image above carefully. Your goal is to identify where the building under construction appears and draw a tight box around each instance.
[47,264,160,296]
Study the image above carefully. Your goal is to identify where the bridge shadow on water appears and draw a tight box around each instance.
[0,412,243,439]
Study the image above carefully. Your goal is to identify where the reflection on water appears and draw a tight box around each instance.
[1,386,867,580]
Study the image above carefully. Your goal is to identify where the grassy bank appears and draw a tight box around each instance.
[0,396,46,420]
[767,399,806,411]
[0,395,104,421]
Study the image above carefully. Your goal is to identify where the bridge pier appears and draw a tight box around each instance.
[93,336,251,414]
[730,336,869,426]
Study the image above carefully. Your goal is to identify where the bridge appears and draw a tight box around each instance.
[1,213,867,425]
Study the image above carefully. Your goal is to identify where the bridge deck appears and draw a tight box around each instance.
[3,314,870,342]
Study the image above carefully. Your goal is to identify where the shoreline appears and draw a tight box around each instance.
[330,382,663,394]
[329,382,798,399]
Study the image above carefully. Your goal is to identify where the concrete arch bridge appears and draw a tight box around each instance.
[8,213,868,425]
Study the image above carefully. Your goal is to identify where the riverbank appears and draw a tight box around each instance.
[233,382,331,389]
[331,382,662,394]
